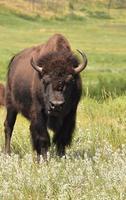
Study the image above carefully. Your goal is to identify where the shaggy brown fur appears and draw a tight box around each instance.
[4,34,86,162]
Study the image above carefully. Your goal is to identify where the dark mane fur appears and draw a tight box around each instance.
[37,50,79,73]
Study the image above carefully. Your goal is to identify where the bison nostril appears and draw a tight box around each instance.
[59,102,64,109]
[49,101,55,110]
[61,101,65,106]
[49,101,64,110]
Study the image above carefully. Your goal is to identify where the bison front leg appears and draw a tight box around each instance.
[53,109,76,157]
[30,115,50,163]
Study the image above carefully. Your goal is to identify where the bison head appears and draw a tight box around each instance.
[31,50,87,116]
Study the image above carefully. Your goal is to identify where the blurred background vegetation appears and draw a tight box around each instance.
[0,0,126,100]
[0,0,126,17]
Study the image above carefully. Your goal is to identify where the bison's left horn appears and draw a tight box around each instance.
[74,49,87,74]
[30,57,43,73]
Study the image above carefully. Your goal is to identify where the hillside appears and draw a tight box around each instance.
[0,0,126,19]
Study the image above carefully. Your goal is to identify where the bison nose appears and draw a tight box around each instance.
[49,100,65,110]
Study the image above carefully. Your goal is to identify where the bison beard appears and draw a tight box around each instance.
[4,34,87,162]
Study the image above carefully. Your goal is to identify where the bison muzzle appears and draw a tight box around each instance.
[4,34,87,162]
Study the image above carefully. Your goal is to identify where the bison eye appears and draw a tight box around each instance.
[43,79,47,85]
[42,76,50,86]
[58,81,64,91]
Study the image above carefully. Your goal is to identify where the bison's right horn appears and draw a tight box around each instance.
[30,57,43,73]
[74,49,87,74]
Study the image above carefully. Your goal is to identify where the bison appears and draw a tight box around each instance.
[4,34,87,162]
[0,83,5,106]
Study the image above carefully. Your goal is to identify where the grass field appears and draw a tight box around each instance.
[0,2,126,199]
[0,4,126,98]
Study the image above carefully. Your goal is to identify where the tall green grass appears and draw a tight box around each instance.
[83,71,126,100]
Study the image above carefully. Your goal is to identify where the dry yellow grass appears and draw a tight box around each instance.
[0,0,32,13]
[0,0,69,17]
[0,0,126,20]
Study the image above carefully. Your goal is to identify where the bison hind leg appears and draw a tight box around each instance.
[4,107,17,155]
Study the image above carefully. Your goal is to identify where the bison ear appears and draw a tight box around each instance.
[30,57,43,74]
